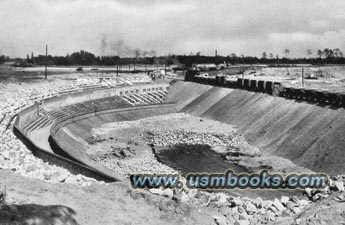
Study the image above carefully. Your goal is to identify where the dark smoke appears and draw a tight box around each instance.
[99,35,156,57]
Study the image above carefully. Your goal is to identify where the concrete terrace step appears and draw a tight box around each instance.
[37,93,166,127]
[155,91,167,99]
[22,115,45,133]
[141,93,160,104]
[23,115,54,133]
[157,90,168,98]
[137,93,160,104]
[125,95,141,105]
[60,107,76,115]
[28,116,54,132]
[131,94,147,104]
[147,92,164,103]
[121,96,135,106]
[135,94,153,104]
[46,111,69,120]
[63,106,80,113]
[121,96,137,105]
[69,104,87,112]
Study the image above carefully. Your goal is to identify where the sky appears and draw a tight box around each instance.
[1,0,345,58]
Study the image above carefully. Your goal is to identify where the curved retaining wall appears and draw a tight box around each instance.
[13,83,171,182]
[13,125,118,182]
[43,83,169,111]
[15,104,39,130]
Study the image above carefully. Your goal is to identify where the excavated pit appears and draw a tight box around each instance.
[87,113,306,199]
[10,77,345,224]
[49,80,345,200]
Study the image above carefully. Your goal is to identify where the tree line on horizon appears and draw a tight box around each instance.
[2,48,345,67]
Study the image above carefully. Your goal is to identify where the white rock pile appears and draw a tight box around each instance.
[0,79,109,186]
[146,129,244,148]
[147,188,313,225]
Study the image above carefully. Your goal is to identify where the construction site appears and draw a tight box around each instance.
[0,63,344,225]
[3,0,345,224]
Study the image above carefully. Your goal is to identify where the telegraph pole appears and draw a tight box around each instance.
[45,45,48,80]
[302,67,304,87]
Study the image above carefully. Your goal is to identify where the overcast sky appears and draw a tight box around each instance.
[1,0,345,58]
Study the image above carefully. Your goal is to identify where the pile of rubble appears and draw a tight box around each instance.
[149,187,311,225]
[0,130,100,186]
[0,80,106,186]
[148,177,345,225]
[90,124,246,179]
[146,129,244,148]
[88,143,175,179]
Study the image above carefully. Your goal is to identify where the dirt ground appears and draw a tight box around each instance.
[3,167,345,225]
[0,170,217,225]
[242,65,345,92]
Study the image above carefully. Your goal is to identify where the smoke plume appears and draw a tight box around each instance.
[99,35,156,57]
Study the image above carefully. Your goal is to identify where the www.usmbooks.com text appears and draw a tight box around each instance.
[130,170,328,190]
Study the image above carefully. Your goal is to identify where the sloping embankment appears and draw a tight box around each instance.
[167,81,345,175]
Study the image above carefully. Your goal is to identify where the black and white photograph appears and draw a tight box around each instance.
[0,0,345,224]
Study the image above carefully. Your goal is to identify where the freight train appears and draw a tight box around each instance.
[185,70,345,107]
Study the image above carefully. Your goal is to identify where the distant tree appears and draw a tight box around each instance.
[0,55,6,64]
[284,49,290,58]
[230,53,237,58]
[262,52,267,59]
[306,49,312,58]
[68,50,98,65]
[323,48,330,58]
[317,49,323,59]
[26,54,30,63]
[269,53,274,59]
[196,51,201,56]
[333,48,343,58]
[134,49,141,59]
[329,49,334,58]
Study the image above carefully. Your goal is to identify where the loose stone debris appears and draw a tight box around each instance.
[91,114,345,224]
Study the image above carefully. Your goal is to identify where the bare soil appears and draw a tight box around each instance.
[0,170,216,225]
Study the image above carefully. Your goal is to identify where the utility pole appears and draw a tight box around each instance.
[242,65,245,87]
[45,44,48,80]
[302,67,304,87]
[164,64,167,80]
